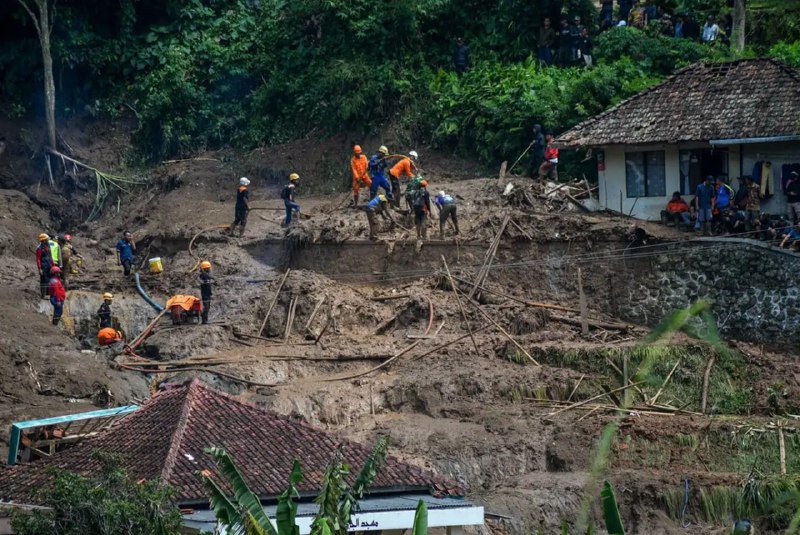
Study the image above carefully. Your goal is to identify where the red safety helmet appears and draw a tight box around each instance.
[50,266,62,274]
[63,234,72,241]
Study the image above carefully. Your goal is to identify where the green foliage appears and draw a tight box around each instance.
[769,41,800,68]
[412,500,428,535]
[203,438,388,535]
[594,26,727,75]
[600,481,626,535]
[11,451,181,535]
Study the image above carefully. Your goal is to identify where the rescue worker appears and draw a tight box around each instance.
[405,175,425,210]
[57,234,82,284]
[538,133,559,180]
[368,146,393,201]
[36,233,54,298]
[97,327,124,346]
[281,173,301,226]
[365,194,397,240]
[116,231,137,276]
[199,260,214,324]
[97,292,113,329]
[389,150,418,208]
[434,191,460,240]
[350,145,371,208]
[48,266,66,326]
[48,235,62,272]
[230,177,251,237]
[411,180,431,240]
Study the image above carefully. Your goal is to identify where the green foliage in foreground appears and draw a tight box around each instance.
[10,451,181,535]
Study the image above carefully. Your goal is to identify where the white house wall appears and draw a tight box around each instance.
[599,142,800,220]
[599,144,680,221]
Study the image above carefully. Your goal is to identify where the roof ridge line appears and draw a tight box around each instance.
[159,379,201,482]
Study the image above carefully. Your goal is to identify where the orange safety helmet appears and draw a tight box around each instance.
[353,145,362,154]
[420,180,428,187]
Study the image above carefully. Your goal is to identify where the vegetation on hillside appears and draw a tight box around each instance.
[2,0,798,165]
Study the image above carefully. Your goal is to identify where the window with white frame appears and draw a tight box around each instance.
[625,151,666,197]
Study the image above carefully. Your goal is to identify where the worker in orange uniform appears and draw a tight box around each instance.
[389,150,418,208]
[350,145,371,208]
[97,327,124,346]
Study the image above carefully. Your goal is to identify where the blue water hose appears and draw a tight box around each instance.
[134,272,164,312]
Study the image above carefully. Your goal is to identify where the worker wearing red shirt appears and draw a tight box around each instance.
[47,266,66,326]
[538,133,559,180]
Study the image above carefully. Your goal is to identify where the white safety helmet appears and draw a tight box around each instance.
[239,177,251,186]
[409,150,419,160]
[438,190,446,198]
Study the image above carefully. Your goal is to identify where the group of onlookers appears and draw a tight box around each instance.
[661,172,800,251]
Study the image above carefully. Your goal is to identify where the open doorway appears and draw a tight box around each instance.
[679,149,729,195]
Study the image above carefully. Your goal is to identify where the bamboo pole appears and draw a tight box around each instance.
[442,255,479,354]
[548,381,647,416]
[257,268,290,339]
[701,355,716,414]
[650,359,681,405]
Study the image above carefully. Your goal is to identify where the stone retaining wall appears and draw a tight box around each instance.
[611,238,800,343]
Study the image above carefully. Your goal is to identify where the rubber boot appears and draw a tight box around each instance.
[702,221,710,236]
[439,223,445,240]
[52,317,59,326]
[239,224,246,237]
[353,194,359,208]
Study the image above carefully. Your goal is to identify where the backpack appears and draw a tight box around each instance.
[281,184,291,200]
[412,189,426,208]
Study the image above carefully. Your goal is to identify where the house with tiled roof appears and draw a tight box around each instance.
[0,379,483,534]
[556,58,800,220]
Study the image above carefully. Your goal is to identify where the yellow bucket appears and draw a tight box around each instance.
[149,257,163,274]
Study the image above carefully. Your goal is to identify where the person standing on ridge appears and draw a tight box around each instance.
[530,124,546,178]
[281,173,301,226]
[389,150,418,208]
[368,146,392,201]
[116,231,137,276]
[452,37,470,75]
[230,177,251,237]
[97,292,113,329]
[48,266,66,326]
[538,133,559,180]
[36,233,53,298]
[350,145,371,208]
[199,260,215,324]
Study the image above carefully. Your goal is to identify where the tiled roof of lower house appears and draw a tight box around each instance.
[0,379,463,504]
[555,59,800,147]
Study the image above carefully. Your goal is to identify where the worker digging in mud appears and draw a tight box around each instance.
[166,295,203,325]
[411,180,431,240]
[389,150,418,208]
[368,145,393,201]
[35,233,55,298]
[365,194,397,240]
[281,173,301,226]
[97,327,124,346]
[116,231,137,276]
[57,234,82,285]
[350,145,371,208]
[404,175,425,210]
[434,190,460,240]
[199,260,215,324]
[230,177,251,237]
[47,266,66,326]
[97,292,113,329]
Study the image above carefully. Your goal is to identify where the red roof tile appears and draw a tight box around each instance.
[0,379,464,504]
[556,59,800,147]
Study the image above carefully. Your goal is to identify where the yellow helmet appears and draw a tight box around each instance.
[103,292,113,300]
[38,233,49,242]
[378,145,389,156]
[378,194,387,202]
[289,173,300,181]
[200,260,212,269]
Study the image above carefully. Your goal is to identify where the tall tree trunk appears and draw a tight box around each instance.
[733,0,746,53]
[17,0,57,150]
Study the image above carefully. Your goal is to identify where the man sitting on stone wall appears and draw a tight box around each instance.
[661,191,692,228]
[779,222,800,250]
